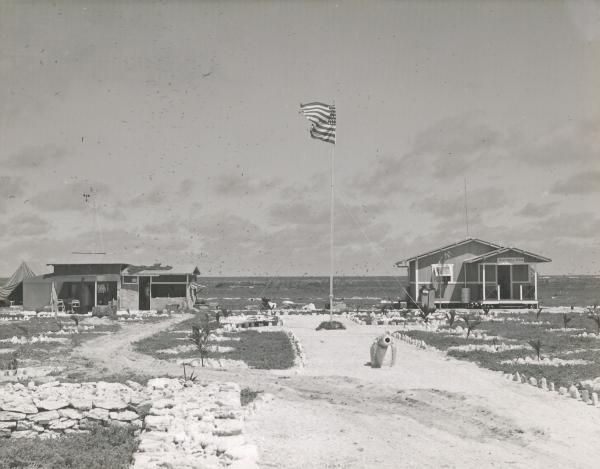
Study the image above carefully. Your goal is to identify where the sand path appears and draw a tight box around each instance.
[73,315,194,376]
[73,314,600,468]
[244,316,600,469]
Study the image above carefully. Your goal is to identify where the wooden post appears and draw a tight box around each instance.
[94,281,97,307]
[482,264,486,300]
[520,284,523,300]
[415,258,419,305]
[534,268,538,301]
[497,284,501,301]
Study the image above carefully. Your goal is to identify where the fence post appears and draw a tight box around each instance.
[497,285,500,301]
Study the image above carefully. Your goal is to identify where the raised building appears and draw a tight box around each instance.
[395,238,551,308]
[23,259,200,313]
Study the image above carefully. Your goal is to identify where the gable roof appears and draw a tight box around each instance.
[0,262,36,301]
[122,264,200,276]
[395,238,502,265]
[463,247,551,264]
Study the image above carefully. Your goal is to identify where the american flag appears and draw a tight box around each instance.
[299,102,336,144]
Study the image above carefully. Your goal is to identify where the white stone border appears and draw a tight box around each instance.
[284,330,306,369]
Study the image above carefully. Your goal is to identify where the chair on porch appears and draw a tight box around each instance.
[56,299,66,313]
[70,299,80,314]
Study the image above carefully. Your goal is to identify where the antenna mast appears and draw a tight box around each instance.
[464,176,470,239]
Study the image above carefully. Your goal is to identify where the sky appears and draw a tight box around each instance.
[1,0,599,276]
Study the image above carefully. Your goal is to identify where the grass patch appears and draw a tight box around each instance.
[316,320,346,331]
[0,424,138,469]
[405,314,600,388]
[135,324,296,369]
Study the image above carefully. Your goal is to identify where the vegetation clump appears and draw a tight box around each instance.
[316,320,346,331]
[0,424,139,469]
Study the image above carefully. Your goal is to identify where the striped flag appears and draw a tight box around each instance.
[299,102,336,144]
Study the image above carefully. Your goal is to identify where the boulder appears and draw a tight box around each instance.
[109,410,139,422]
[144,415,174,432]
[0,411,26,421]
[11,430,39,439]
[85,408,109,421]
[49,419,76,430]
[59,408,83,420]
[213,419,243,436]
[30,410,60,425]
[0,421,16,430]
[0,398,38,414]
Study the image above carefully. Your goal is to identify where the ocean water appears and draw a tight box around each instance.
[196,275,600,310]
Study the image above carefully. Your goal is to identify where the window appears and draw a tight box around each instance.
[432,264,454,283]
[479,265,497,283]
[151,284,186,298]
[122,276,138,284]
[512,264,530,282]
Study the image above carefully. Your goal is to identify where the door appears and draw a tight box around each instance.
[138,276,151,310]
[497,265,511,300]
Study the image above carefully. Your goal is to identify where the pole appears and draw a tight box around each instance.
[464,176,470,239]
[329,142,335,322]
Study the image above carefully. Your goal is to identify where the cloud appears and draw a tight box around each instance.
[412,187,507,219]
[268,199,329,226]
[212,172,279,196]
[0,176,25,212]
[129,188,166,208]
[550,170,600,195]
[3,144,67,168]
[0,214,51,236]
[29,180,109,211]
[517,202,558,217]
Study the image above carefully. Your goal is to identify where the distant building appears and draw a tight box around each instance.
[23,259,200,313]
[395,238,551,308]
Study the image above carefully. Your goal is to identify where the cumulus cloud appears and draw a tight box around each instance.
[550,170,600,195]
[3,144,67,168]
[517,202,558,217]
[212,172,279,196]
[0,214,51,236]
[29,180,109,211]
[0,176,25,212]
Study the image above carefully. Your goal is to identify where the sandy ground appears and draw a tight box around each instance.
[74,315,600,468]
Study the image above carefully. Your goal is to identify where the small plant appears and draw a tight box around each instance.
[316,320,346,331]
[182,363,197,382]
[535,307,543,320]
[587,303,600,334]
[15,325,30,340]
[400,309,410,328]
[55,317,63,332]
[481,305,491,316]
[562,313,572,330]
[462,315,481,339]
[240,387,262,406]
[189,320,212,367]
[418,305,435,323]
[528,338,542,361]
[446,310,457,328]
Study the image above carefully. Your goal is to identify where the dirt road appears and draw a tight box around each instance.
[74,314,600,468]
[244,316,600,469]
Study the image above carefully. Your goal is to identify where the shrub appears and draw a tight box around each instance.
[0,424,138,469]
[462,315,481,339]
[240,387,261,406]
[527,339,542,361]
[316,320,346,331]
[189,323,211,367]
[446,310,457,328]
[418,305,435,323]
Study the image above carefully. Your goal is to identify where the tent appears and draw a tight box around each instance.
[0,262,36,305]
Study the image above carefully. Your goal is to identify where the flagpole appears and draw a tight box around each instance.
[329,140,335,323]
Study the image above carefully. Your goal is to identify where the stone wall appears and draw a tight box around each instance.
[0,380,145,439]
[131,378,259,469]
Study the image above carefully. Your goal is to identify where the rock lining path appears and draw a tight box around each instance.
[74,314,600,468]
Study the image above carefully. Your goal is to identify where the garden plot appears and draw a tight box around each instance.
[0,317,121,381]
[134,315,296,370]
[399,309,600,390]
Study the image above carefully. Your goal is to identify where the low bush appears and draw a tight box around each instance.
[240,387,261,406]
[316,320,346,331]
[0,424,139,469]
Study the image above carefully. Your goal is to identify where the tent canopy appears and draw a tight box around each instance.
[0,262,36,303]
